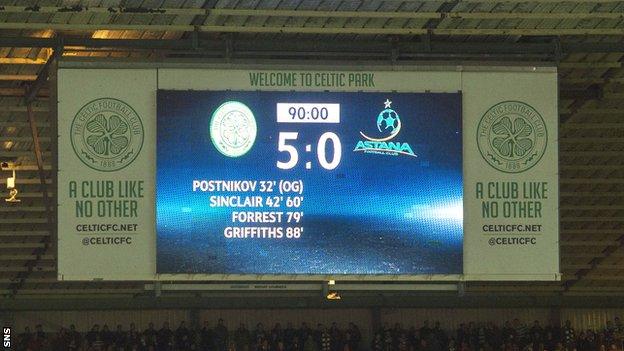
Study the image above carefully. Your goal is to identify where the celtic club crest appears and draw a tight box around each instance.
[477,101,547,173]
[70,98,144,172]
[210,101,257,158]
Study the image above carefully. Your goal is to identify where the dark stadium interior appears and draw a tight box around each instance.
[12,317,624,350]
[2,1,624,351]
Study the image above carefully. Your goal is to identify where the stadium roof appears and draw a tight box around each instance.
[1,0,623,307]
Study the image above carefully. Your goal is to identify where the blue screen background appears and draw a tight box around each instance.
[157,90,463,274]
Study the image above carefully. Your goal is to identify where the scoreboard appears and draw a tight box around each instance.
[156,91,462,274]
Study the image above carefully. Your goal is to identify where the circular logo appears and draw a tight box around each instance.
[361,107,402,142]
[477,101,547,173]
[377,108,401,136]
[70,98,144,172]
[210,101,257,157]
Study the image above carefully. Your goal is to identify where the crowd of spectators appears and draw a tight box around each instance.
[371,318,624,351]
[12,317,624,351]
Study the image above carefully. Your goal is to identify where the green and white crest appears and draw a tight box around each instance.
[210,101,257,157]
[477,101,547,173]
[70,98,144,172]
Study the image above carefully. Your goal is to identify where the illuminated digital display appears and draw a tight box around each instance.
[276,103,341,123]
[156,90,463,274]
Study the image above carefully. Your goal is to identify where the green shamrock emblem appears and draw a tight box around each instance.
[477,101,547,173]
[85,114,129,156]
[71,98,144,172]
[491,116,533,158]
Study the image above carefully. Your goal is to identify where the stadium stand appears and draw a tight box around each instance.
[12,318,624,351]
[3,2,624,351]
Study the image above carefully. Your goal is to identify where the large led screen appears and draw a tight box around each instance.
[156,90,463,274]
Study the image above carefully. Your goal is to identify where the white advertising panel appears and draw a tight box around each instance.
[58,69,156,280]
